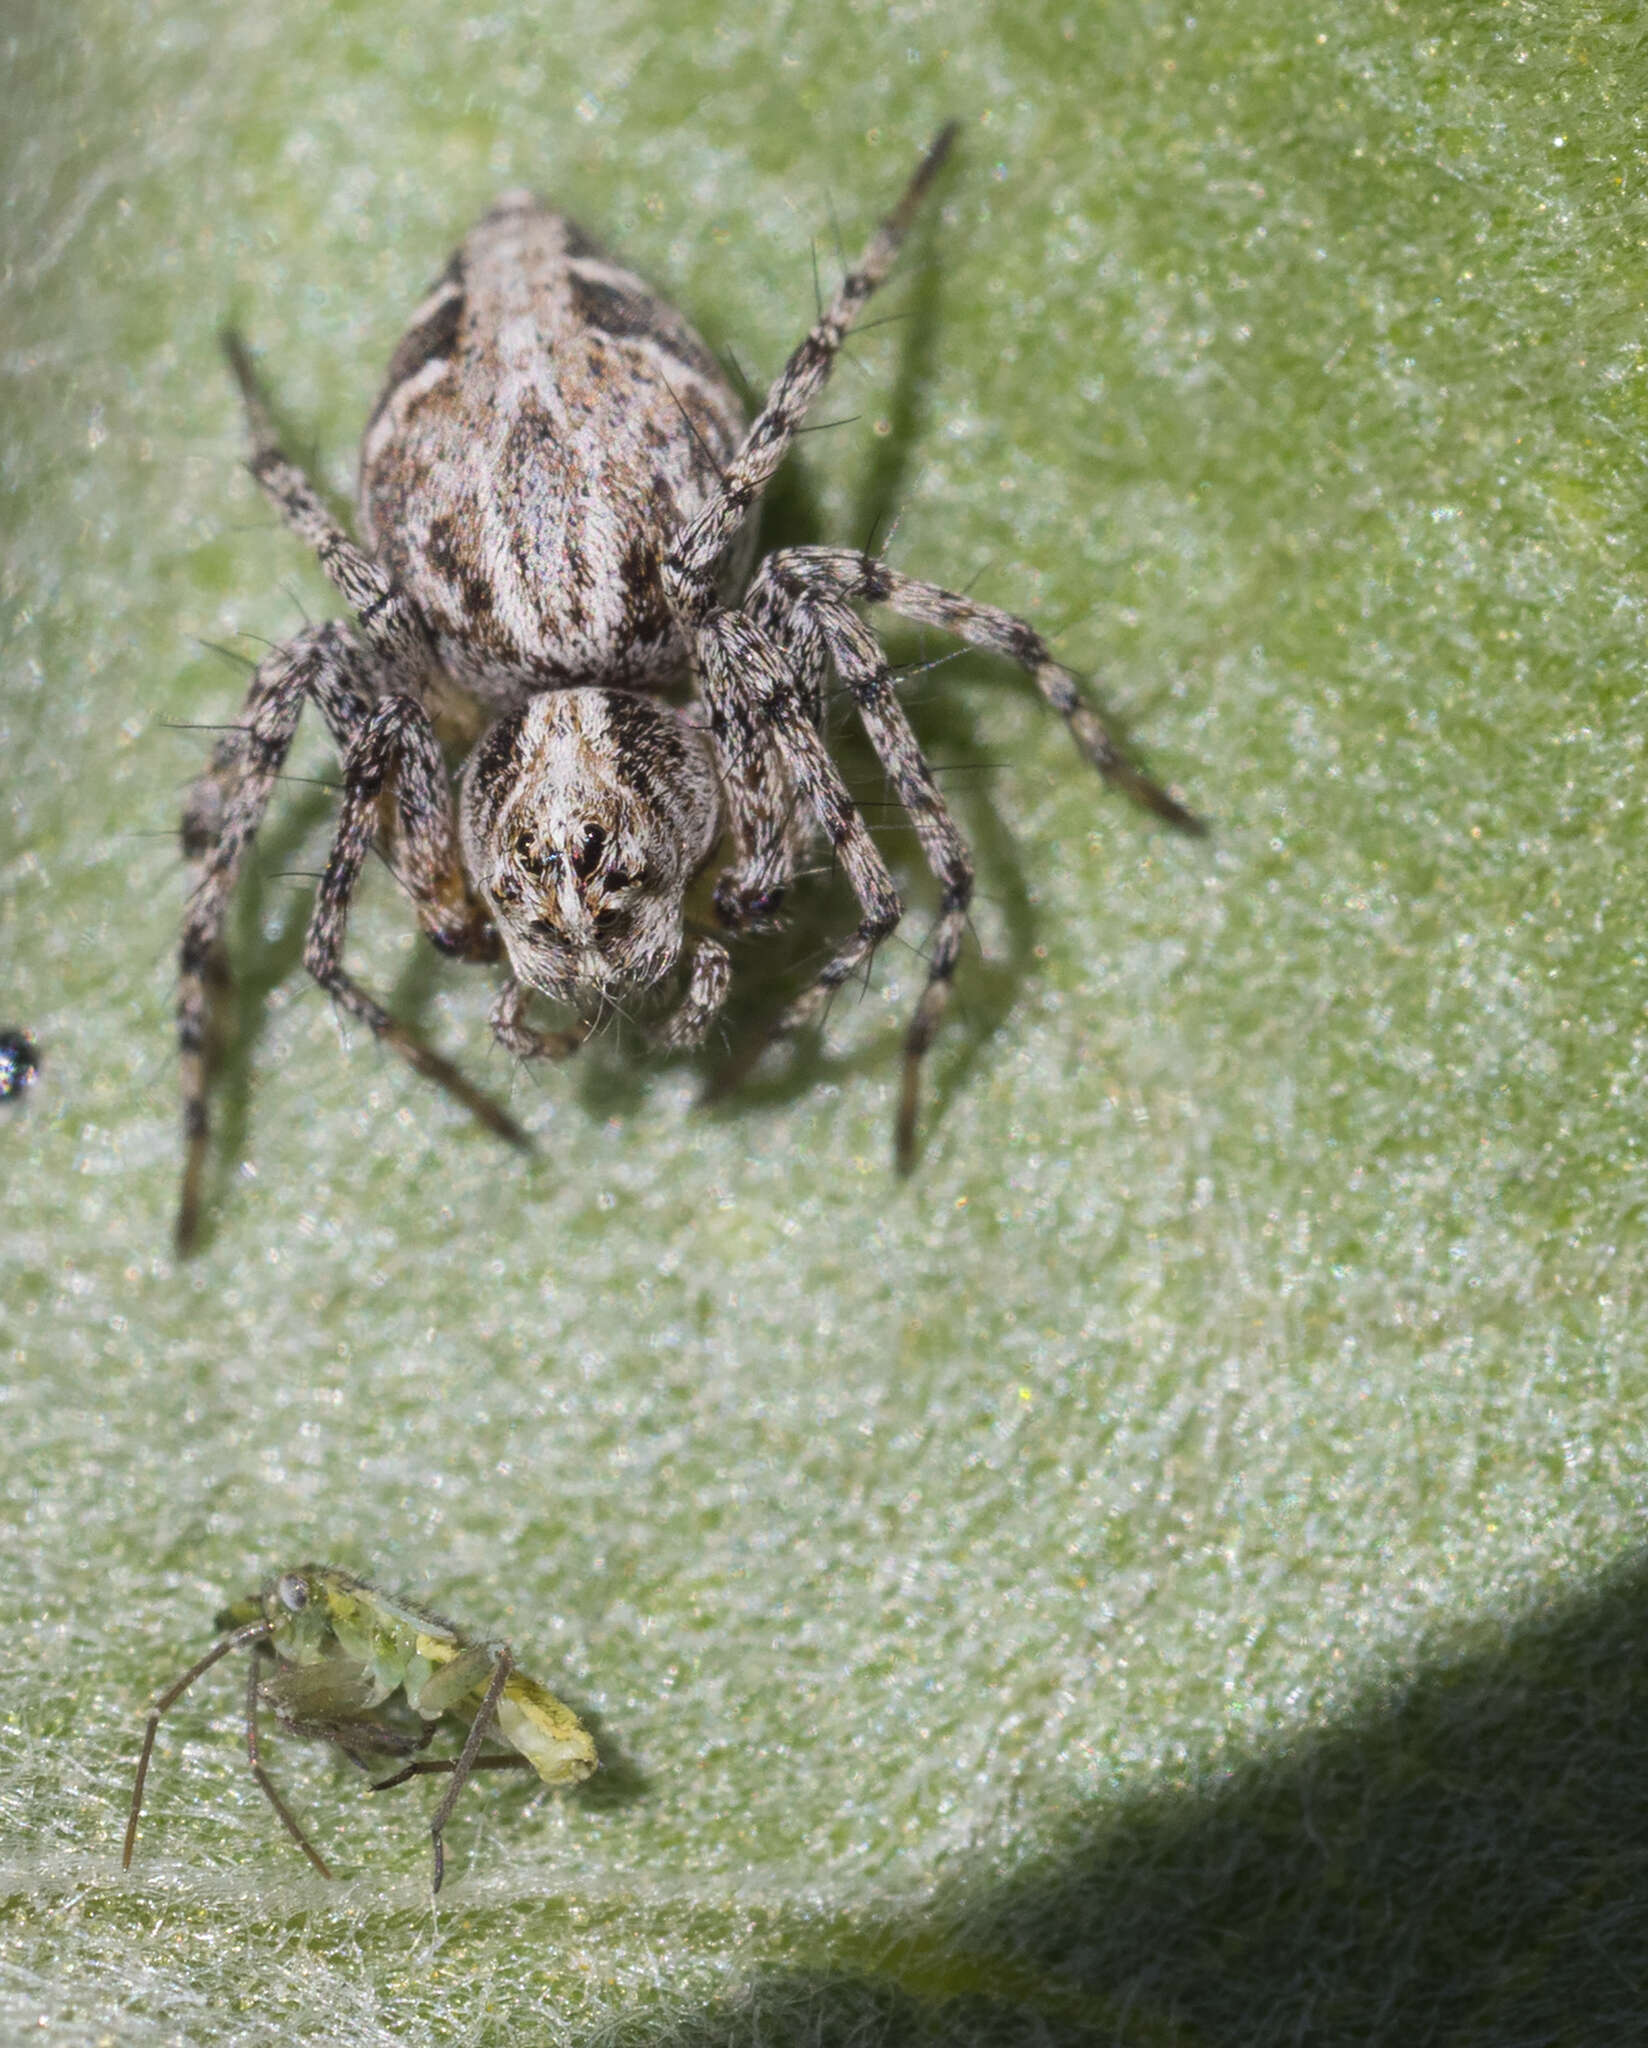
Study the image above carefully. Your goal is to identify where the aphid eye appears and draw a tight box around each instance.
[277,1574,309,1612]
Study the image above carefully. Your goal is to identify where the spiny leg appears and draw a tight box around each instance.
[652,936,732,1050]
[749,574,976,1167]
[489,978,591,1061]
[224,333,436,681]
[124,1620,271,1869]
[697,611,904,1099]
[423,1650,514,1893]
[662,136,953,1082]
[757,550,1205,833]
[711,579,835,931]
[662,124,957,629]
[177,622,377,1253]
[303,696,529,1147]
[370,694,501,966]
[244,1641,332,1879]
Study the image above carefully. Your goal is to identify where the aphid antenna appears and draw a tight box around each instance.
[123,1618,271,1872]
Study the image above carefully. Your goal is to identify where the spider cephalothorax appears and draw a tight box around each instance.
[175,128,1199,1246]
[459,689,720,1010]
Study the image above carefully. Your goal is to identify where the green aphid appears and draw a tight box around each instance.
[123,1563,598,1890]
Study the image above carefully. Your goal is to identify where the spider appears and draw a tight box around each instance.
[176,126,1199,1248]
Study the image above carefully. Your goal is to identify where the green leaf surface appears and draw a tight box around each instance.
[3,2,1645,2041]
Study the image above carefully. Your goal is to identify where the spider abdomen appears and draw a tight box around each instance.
[358,192,750,709]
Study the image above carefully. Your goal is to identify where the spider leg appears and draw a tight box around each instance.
[244,1640,333,1880]
[660,129,953,921]
[700,573,833,934]
[759,549,1204,833]
[658,137,955,1097]
[696,610,904,1094]
[742,548,1202,1162]
[223,333,438,686]
[177,621,379,1252]
[488,978,592,1062]
[302,696,529,1148]
[746,563,976,1167]
[651,936,732,1050]
[661,126,955,630]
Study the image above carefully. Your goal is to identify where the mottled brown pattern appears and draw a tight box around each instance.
[359,199,747,704]
[175,132,1200,1244]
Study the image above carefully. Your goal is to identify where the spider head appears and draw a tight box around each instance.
[461,692,720,1010]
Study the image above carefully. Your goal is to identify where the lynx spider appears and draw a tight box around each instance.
[176,127,1199,1248]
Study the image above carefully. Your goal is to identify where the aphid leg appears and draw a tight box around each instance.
[425,1648,515,1894]
[242,1638,333,1879]
[302,696,529,1148]
[652,937,732,1050]
[176,622,379,1253]
[661,125,957,626]
[124,1619,271,1870]
[489,978,591,1061]
[223,333,437,682]
[370,1754,535,1791]
[696,612,904,1099]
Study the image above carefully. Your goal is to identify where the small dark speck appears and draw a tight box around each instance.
[0,1029,40,1104]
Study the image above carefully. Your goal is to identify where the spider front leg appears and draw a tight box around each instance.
[760,550,1205,834]
[177,622,380,1252]
[303,695,530,1149]
[698,611,905,1082]
[747,563,978,1166]
[746,549,1203,1162]
[652,936,733,1050]
[489,978,591,1062]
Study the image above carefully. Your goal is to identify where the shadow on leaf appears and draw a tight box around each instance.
[590,1552,1648,2045]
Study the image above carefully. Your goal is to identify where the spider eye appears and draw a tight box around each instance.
[593,904,628,938]
[571,821,606,880]
[509,831,554,878]
[276,1573,309,1612]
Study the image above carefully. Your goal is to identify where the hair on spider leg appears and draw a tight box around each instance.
[659,376,729,485]
[790,413,864,438]
[189,638,260,673]
[175,126,1194,1213]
